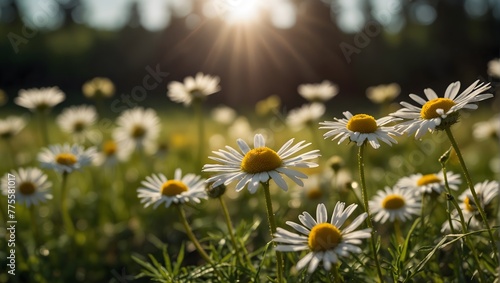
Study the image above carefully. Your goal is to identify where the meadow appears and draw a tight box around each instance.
[0,77,498,283]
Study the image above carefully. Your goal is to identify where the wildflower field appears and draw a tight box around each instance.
[0,73,499,283]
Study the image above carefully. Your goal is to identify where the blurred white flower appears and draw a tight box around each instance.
[1,167,52,207]
[287,103,325,131]
[113,107,160,155]
[56,105,98,141]
[0,116,26,139]
[369,186,421,224]
[211,105,237,125]
[298,80,338,102]
[82,77,115,98]
[366,83,400,104]
[473,114,500,140]
[15,87,65,111]
[167,73,220,106]
[487,58,500,79]
[38,143,96,174]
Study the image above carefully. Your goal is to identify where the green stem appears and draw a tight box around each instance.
[445,128,497,260]
[262,181,284,283]
[30,206,41,248]
[194,99,205,172]
[37,109,50,146]
[394,219,403,245]
[176,205,213,264]
[420,194,426,233]
[331,263,343,283]
[357,145,384,282]
[441,162,486,282]
[60,172,75,236]
[219,197,250,270]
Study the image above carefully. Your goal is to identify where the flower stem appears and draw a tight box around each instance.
[441,161,486,282]
[357,145,384,282]
[176,205,213,264]
[60,172,75,236]
[219,197,250,269]
[420,194,426,233]
[194,99,205,171]
[444,128,497,260]
[394,219,403,245]
[262,181,284,283]
[30,206,42,248]
[331,263,343,283]
[37,109,50,146]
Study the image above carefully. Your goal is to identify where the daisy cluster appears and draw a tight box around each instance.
[0,67,497,282]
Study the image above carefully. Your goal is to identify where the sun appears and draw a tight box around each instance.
[219,0,262,24]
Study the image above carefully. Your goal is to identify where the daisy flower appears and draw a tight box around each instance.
[473,114,500,140]
[289,174,326,209]
[298,80,338,102]
[211,105,237,125]
[137,168,207,208]
[458,180,498,223]
[366,83,400,104]
[1,168,52,207]
[287,103,325,131]
[203,133,320,193]
[167,73,220,106]
[487,58,500,79]
[14,87,65,111]
[38,143,96,173]
[82,77,115,98]
[0,116,26,139]
[56,105,97,139]
[113,107,160,154]
[273,202,371,273]
[369,186,421,224]
[93,140,130,166]
[390,80,493,139]
[396,170,461,195]
[320,111,399,149]
[255,95,281,116]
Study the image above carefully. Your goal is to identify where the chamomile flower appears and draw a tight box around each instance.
[0,116,26,139]
[287,103,325,131]
[320,111,399,149]
[137,169,207,208]
[15,87,65,111]
[366,83,400,104]
[298,80,338,102]
[211,105,237,125]
[396,170,461,195]
[113,107,160,154]
[487,58,500,79]
[167,73,220,106]
[56,105,97,140]
[82,77,115,98]
[369,186,421,224]
[273,202,371,273]
[38,143,96,173]
[473,114,500,140]
[203,134,320,193]
[1,168,52,207]
[390,80,493,139]
[93,140,129,166]
[289,174,326,208]
[458,180,498,223]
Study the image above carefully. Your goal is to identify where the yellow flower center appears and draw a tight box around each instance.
[464,197,476,212]
[161,180,188,196]
[241,147,282,174]
[420,98,456,119]
[55,153,78,166]
[131,125,146,138]
[346,114,378,133]
[416,174,441,186]
[103,141,117,156]
[19,182,36,195]
[308,223,342,251]
[382,194,406,210]
[306,188,323,200]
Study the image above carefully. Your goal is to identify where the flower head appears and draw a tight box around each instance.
[1,168,52,207]
[15,87,65,112]
[0,116,26,139]
[255,95,281,116]
[487,58,500,79]
[167,73,220,106]
[287,103,325,131]
[320,111,399,149]
[203,134,320,193]
[366,83,400,104]
[137,169,207,208]
[38,143,96,173]
[211,105,237,125]
[390,80,493,139]
[273,202,371,273]
[93,140,130,166]
[473,114,500,140]
[369,186,421,224]
[82,77,115,98]
[56,105,97,139]
[298,80,338,102]
[113,107,160,154]
[396,170,461,195]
